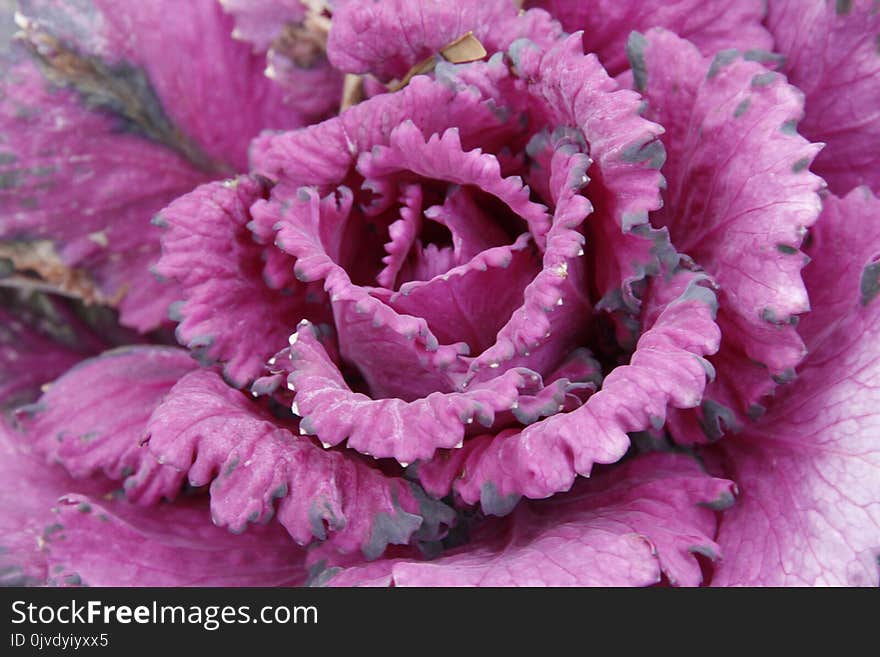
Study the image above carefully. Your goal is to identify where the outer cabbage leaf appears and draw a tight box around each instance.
[0,0,307,331]
[43,494,308,587]
[0,416,308,586]
[155,175,329,387]
[766,0,880,195]
[526,0,772,75]
[711,188,880,586]
[629,29,824,441]
[15,346,197,499]
[322,453,734,586]
[143,368,455,559]
[0,416,112,585]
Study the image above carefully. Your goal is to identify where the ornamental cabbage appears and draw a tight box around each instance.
[0,0,878,587]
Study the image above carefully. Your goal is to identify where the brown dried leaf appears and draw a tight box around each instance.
[387,31,487,92]
[0,240,113,305]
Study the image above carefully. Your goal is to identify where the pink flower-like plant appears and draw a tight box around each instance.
[0,0,878,587]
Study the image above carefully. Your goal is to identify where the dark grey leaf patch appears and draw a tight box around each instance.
[860,258,880,306]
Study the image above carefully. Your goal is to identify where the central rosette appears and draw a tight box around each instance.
[238,38,718,497]
[258,116,580,403]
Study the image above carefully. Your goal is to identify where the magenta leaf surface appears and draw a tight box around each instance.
[766,0,880,195]
[144,368,454,559]
[527,0,772,75]
[325,453,734,586]
[711,188,880,586]
[0,0,310,331]
[630,29,824,441]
